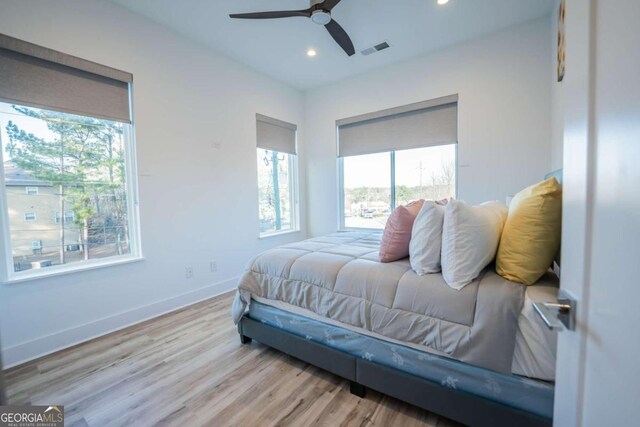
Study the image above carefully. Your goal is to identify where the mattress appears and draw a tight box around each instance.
[247,301,555,419]
[512,280,559,381]
[233,231,558,379]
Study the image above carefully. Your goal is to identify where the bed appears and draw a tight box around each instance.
[232,229,558,426]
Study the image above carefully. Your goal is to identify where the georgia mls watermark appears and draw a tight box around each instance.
[0,406,64,427]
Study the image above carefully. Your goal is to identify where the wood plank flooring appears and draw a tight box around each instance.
[4,291,462,427]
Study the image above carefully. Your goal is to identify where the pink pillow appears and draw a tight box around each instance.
[379,200,425,262]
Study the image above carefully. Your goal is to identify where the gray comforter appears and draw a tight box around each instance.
[232,231,526,374]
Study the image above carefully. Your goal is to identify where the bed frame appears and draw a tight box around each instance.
[238,314,552,427]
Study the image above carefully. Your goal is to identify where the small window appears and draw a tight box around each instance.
[257,148,298,235]
[256,114,298,237]
[24,212,36,221]
[25,186,38,195]
[54,211,75,225]
[32,240,42,250]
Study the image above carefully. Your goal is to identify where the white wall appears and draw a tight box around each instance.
[550,0,565,170]
[0,0,306,367]
[304,18,552,236]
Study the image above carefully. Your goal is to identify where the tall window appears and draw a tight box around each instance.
[338,96,458,229]
[256,114,298,236]
[0,34,140,280]
[342,145,456,229]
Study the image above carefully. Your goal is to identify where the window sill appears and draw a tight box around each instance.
[259,229,301,240]
[3,254,144,284]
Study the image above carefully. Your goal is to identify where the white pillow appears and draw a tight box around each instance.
[410,201,445,275]
[441,200,508,290]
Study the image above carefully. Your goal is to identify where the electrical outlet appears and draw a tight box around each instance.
[210,261,217,272]
[185,266,194,279]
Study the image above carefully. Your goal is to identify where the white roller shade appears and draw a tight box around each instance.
[0,33,132,123]
[256,113,297,155]
[337,95,458,157]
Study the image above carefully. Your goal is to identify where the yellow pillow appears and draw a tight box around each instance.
[496,178,562,285]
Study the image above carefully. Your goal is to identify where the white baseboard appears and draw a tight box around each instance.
[1,277,238,369]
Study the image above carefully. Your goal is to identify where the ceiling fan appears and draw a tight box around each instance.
[229,0,355,56]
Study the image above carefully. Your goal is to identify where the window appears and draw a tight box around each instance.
[54,211,75,225]
[1,103,140,277]
[341,145,456,229]
[337,96,459,230]
[394,145,457,204]
[0,34,140,280]
[343,152,392,229]
[256,114,298,236]
[257,148,297,234]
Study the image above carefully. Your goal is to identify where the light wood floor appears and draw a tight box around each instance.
[4,291,462,427]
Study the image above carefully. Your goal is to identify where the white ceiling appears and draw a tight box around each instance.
[109,0,554,90]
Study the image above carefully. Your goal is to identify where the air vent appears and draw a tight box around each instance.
[361,41,390,56]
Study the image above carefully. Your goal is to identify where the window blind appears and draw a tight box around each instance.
[256,113,297,155]
[0,33,132,123]
[337,95,458,157]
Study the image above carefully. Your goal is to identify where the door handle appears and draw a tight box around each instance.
[533,290,577,331]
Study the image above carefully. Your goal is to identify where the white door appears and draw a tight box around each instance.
[554,0,640,425]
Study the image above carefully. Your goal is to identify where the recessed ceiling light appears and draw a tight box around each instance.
[437,0,449,5]
[307,49,317,57]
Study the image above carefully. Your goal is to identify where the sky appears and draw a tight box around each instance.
[343,143,456,188]
[0,102,55,162]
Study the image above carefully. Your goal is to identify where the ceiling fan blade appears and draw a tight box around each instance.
[320,0,343,11]
[324,19,355,56]
[229,9,311,19]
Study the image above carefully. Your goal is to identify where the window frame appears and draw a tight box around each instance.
[338,143,458,231]
[0,104,143,284]
[54,211,75,225]
[257,147,300,239]
[25,186,38,195]
[23,212,37,221]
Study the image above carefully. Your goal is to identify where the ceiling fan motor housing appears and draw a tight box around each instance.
[311,10,331,25]
[309,0,331,25]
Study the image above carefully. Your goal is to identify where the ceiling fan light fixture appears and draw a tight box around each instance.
[311,10,331,25]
